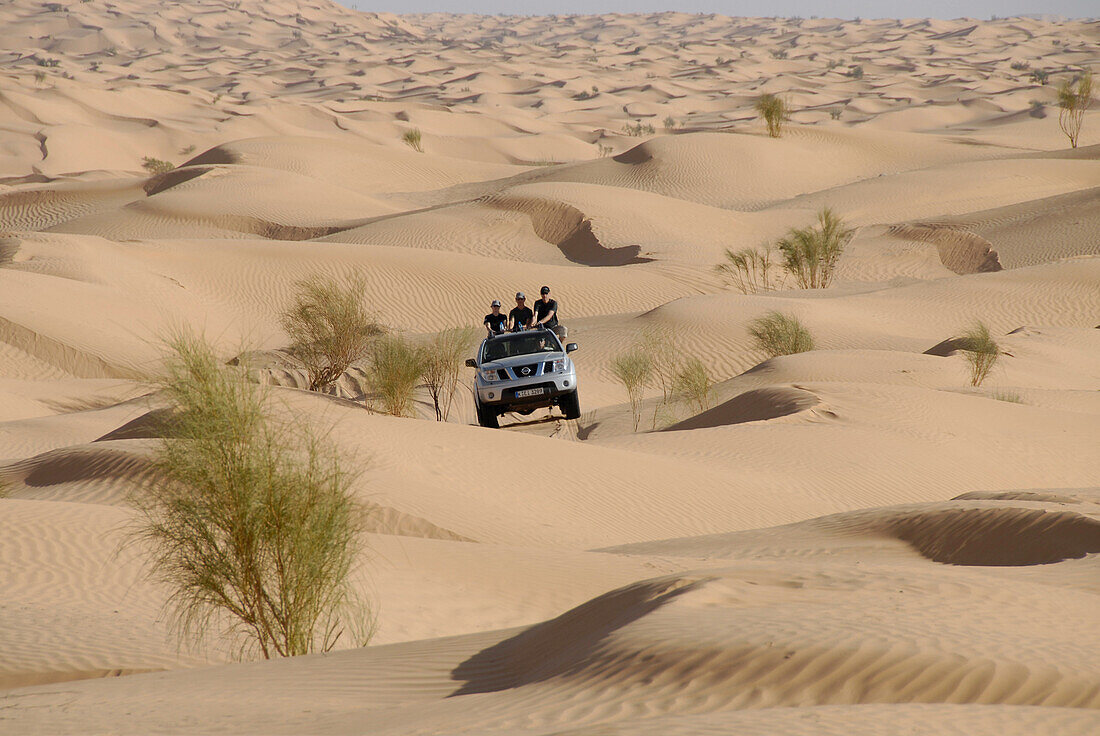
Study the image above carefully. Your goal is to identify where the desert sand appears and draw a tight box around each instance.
[0,0,1098,733]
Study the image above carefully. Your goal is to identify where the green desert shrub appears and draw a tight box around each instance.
[748,311,814,358]
[674,356,712,414]
[640,326,681,428]
[776,208,854,289]
[716,246,776,294]
[366,334,427,417]
[421,326,478,421]
[141,156,174,174]
[755,93,789,138]
[1029,69,1050,85]
[847,65,864,79]
[623,121,656,136]
[611,349,653,432]
[991,390,1023,404]
[402,128,423,152]
[960,322,999,387]
[1057,71,1093,149]
[130,331,371,660]
[281,274,384,392]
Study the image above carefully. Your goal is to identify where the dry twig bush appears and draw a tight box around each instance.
[281,274,384,392]
[129,331,371,660]
[1057,71,1093,148]
[421,327,478,421]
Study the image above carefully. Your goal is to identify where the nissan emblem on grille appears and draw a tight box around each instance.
[521,366,531,375]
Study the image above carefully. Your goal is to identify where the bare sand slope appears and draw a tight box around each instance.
[1,1,1098,733]
[3,492,1097,734]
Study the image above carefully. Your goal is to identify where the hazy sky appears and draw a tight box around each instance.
[339,0,1094,17]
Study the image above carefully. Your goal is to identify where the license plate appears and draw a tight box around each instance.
[515,388,545,398]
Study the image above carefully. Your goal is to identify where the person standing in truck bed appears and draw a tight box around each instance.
[484,299,507,336]
[508,292,533,332]
[533,285,565,338]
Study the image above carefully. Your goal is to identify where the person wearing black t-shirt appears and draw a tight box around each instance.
[533,285,567,338]
[508,292,533,332]
[533,285,558,329]
[484,299,507,336]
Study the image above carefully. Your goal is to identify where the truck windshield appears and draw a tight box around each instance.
[482,332,562,362]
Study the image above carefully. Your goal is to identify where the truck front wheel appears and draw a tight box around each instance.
[560,390,581,420]
[476,402,500,428]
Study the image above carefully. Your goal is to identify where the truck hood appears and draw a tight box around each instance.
[481,352,565,369]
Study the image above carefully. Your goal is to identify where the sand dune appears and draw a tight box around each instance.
[1,0,1098,733]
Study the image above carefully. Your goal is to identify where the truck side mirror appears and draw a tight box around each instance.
[566,343,578,353]
[465,358,477,367]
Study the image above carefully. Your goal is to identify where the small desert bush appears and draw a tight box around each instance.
[748,312,814,358]
[1010,60,1030,71]
[716,246,776,294]
[674,357,712,414]
[991,390,1023,404]
[1057,71,1093,149]
[640,326,680,425]
[597,143,613,157]
[623,121,656,136]
[755,93,789,138]
[1030,69,1050,85]
[776,208,854,289]
[829,107,843,120]
[847,65,864,80]
[663,115,678,130]
[141,157,175,174]
[960,322,999,387]
[421,326,478,421]
[611,349,653,432]
[130,332,370,660]
[281,274,384,392]
[366,334,427,417]
[402,128,423,152]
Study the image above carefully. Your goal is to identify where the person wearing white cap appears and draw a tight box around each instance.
[484,299,507,336]
[508,292,533,332]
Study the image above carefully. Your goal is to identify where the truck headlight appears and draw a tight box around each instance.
[479,368,500,382]
[549,358,567,373]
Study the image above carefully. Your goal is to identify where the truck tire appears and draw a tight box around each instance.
[560,390,581,420]
[476,402,499,428]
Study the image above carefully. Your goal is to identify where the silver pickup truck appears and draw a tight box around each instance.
[465,329,580,428]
